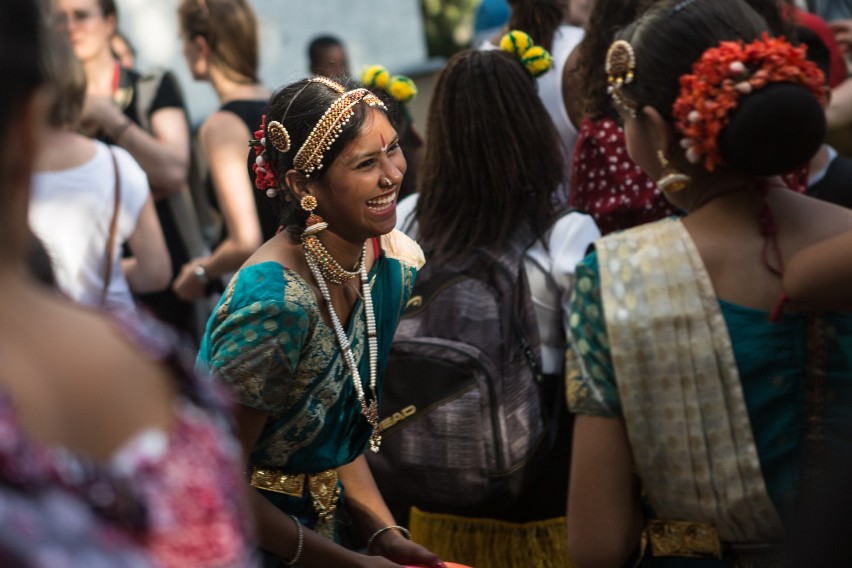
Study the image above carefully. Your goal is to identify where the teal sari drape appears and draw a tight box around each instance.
[568,229,852,567]
[197,251,416,534]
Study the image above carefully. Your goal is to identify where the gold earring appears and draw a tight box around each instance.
[300,195,317,213]
[300,195,327,237]
[656,149,690,193]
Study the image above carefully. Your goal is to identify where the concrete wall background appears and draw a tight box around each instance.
[117,0,429,126]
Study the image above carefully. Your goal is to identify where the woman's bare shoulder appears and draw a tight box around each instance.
[782,190,852,244]
[1,293,175,459]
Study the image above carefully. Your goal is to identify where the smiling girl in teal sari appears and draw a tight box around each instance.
[197,76,443,568]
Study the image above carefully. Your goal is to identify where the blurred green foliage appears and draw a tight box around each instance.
[421,0,481,58]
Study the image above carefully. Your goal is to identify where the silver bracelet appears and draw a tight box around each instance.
[366,525,411,554]
[283,514,304,566]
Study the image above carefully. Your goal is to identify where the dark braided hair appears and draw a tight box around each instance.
[414,49,564,263]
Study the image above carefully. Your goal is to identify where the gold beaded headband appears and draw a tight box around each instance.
[605,39,639,117]
[266,77,387,176]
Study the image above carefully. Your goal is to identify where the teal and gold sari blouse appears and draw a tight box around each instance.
[197,232,422,535]
[567,219,852,566]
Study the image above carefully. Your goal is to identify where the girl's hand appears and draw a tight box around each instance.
[370,530,445,567]
[172,261,207,301]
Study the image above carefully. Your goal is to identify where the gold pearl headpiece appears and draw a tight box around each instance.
[266,120,290,152]
[606,40,639,117]
[265,77,387,176]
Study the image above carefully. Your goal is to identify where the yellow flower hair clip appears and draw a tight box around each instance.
[500,30,553,78]
[361,64,418,104]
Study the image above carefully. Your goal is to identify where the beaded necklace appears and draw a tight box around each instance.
[304,245,382,452]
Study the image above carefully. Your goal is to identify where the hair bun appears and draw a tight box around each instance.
[718,83,825,177]
[500,30,553,77]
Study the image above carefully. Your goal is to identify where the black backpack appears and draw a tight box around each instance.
[367,227,569,523]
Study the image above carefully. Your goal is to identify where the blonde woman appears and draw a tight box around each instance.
[173,0,275,302]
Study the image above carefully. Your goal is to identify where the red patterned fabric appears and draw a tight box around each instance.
[570,117,677,235]
[790,6,848,89]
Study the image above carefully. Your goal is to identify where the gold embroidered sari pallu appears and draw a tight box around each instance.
[596,219,786,558]
[250,466,341,538]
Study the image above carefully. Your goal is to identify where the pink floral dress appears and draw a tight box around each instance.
[0,313,256,567]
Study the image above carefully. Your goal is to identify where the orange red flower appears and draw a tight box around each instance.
[672,34,826,172]
[249,115,279,195]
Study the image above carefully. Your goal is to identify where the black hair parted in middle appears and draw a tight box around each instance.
[262,77,400,233]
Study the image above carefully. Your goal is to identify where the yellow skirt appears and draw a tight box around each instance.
[408,507,575,568]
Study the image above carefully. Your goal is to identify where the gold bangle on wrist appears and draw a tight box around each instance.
[366,525,410,554]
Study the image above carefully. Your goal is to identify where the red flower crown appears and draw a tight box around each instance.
[673,34,826,172]
[249,115,280,197]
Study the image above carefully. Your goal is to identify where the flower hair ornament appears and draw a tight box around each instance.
[500,30,553,78]
[361,64,418,104]
[673,34,826,172]
[249,115,280,197]
[606,39,638,118]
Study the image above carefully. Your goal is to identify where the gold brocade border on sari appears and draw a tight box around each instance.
[250,466,340,539]
[642,519,786,567]
[644,519,722,559]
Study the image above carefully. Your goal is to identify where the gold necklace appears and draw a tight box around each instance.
[301,235,363,285]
